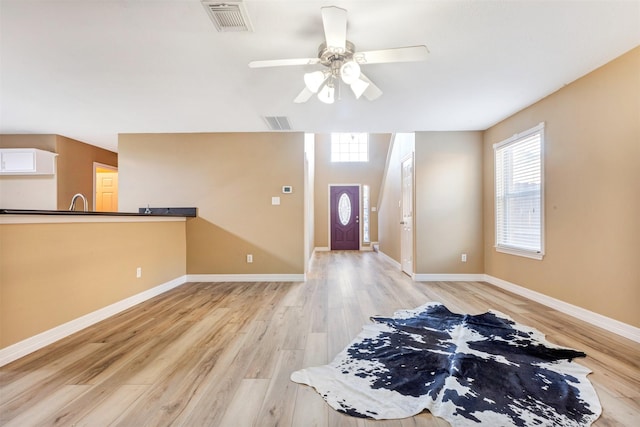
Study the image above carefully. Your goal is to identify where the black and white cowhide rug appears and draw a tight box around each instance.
[291,302,601,426]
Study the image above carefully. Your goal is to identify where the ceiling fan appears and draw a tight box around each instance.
[248,6,429,104]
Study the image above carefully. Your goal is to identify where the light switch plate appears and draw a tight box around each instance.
[272,196,280,205]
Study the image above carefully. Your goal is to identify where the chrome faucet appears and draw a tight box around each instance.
[69,193,88,212]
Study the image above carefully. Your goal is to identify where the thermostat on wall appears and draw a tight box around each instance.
[282,186,293,194]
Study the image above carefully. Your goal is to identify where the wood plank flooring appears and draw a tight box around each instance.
[1,251,639,426]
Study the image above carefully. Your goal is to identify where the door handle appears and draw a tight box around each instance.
[400,221,405,225]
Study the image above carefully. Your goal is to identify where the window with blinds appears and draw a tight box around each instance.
[494,123,544,260]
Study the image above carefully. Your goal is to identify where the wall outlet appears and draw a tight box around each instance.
[136,267,142,278]
[461,254,467,263]
[246,254,253,263]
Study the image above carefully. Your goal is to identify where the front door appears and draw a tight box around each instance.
[330,185,360,250]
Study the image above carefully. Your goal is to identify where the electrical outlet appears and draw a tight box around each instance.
[246,254,253,263]
[136,267,142,278]
[461,254,467,263]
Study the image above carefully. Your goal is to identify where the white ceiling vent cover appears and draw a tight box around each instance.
[201,1,253,32]
[263,116,292,131]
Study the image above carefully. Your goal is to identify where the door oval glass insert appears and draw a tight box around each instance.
[338,193,351,225]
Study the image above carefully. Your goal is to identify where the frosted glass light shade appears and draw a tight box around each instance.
[340,61,361,84]
[304,71,326,93]
[317,82,335,104]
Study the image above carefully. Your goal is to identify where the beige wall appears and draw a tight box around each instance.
[118,132,306,275]
[378,133,414,262]
[0,220,186,348]
[415,131,484,274]
[56,135,118,210]
[313,133,390,248]
[0,134,117,210]
[483,46,640,327]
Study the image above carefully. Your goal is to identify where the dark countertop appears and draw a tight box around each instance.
[1,208,197,217]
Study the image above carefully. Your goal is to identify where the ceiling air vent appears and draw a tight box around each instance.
[263,116,292,131]
[201,1,253,32]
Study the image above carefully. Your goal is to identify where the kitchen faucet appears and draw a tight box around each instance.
[69,193,88,212]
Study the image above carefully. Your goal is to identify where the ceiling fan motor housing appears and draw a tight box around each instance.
[318,41,356,67]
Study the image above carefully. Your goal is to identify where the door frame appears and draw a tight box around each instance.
[328,183,362,251]
[400,154,415,276]
[93,162,118,211]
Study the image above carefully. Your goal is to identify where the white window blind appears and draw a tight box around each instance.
[494,123,544,259]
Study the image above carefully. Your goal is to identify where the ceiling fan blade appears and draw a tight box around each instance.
[249,58,320,68]
[359,73,383,101]
[355,45,429,65]
[321,6,347,52]
[294,87,314,104]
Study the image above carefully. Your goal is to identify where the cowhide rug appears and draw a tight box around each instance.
[291,302,601,426]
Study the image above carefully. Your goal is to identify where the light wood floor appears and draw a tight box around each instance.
[1,251,639,426]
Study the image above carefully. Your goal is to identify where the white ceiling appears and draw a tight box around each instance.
[1,0,639,152]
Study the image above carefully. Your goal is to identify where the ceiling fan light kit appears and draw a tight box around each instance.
[249,6,428,104]
[318,81,336,104]
[304,70,328,93]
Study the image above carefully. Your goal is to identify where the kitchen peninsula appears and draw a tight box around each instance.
[0,209,191,365]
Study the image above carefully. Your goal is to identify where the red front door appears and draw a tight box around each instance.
[330,185,360,250]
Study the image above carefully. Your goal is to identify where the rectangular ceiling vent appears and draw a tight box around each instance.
[201,1,253,32]
[263,116,292,131]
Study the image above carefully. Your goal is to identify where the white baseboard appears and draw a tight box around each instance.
[415,274,486,282]
[484,274,640,343]
[0,275,187,367]
[377,250,401,269]
[314,247,330,252]
[187,274,305,282]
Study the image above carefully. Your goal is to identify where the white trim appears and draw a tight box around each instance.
[484,274,640,343]
[314,246,330,252]
[493,122,545,150]
[377,250,401,270]
[415,274,486,282]
[187,274,305,282]
[0,215,186,224]
[0,275,187,367]
[495,245,544,260]
[493,122,545,260]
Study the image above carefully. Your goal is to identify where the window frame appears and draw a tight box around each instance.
[493,122,545,260]
[330,133,369,163]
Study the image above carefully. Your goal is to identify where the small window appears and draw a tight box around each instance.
[338,193,351,225]
[363,185,370,243]
[494,123,544,259]
[331,133,368,162]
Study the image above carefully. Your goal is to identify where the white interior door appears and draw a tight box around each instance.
[401,155,414,275]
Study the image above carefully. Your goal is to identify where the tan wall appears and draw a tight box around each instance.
[0,220,186,348]
[483,46,640,327]
[378,133,414,262]
[118,132,305,275]
[415,132,484,274]
[313,133,390,248]
[56,135,118,210]
[0,135,58,209]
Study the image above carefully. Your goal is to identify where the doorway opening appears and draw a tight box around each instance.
[93,162,118,212]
